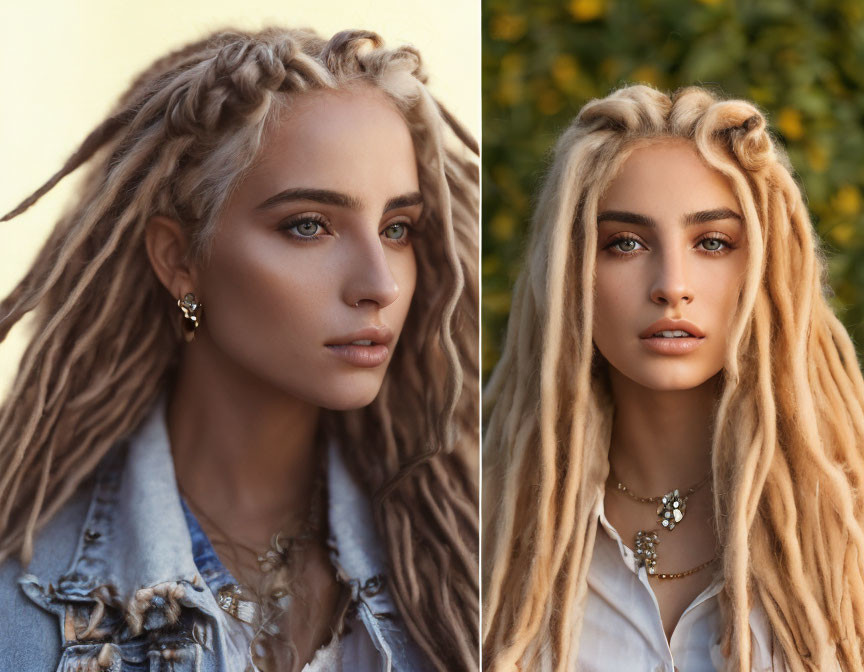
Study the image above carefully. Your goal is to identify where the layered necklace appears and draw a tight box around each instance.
[609,469,718,580]
[182,472,349,672]
[181,472,328,625]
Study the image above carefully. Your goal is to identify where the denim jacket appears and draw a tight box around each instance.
[0,396,427,671]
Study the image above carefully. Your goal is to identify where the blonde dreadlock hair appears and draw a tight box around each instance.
[482,84,864,671]
[0,27,478,671]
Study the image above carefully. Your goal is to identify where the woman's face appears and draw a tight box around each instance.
[196,87,420,410]
[593,139,748,391]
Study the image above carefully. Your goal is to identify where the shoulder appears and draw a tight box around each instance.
[0,474,96,668]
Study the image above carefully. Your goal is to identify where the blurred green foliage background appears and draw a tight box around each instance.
[482,0,864,379]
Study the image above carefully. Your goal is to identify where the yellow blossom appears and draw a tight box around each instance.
[831,185,861,217]
[496,80,522,106]
[776,107,804,141]
[568,0,605,22]
[552,54,580,91]
[831,222,855,245]
[490,212,516,242]
[490,13,527,42]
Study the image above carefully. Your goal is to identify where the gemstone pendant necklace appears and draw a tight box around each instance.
[610,470,713,578]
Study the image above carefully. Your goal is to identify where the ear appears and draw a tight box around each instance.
[145,216,199,300]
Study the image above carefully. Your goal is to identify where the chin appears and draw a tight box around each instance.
[609,358,721,393]
[638,376,712,392]
[320,395,380,412]
[310,381,385,412]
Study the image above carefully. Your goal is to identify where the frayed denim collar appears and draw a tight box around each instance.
[17,393,425,671]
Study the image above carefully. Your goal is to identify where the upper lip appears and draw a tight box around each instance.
[639,318,705,339]
[326,325,394,346]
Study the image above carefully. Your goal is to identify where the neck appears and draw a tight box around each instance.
[167,331,322,541]
[606,369,721,495]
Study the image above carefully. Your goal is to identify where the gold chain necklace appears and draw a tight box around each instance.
[609,470,716,579]
[652,556,718,580]
[180,469,327,624]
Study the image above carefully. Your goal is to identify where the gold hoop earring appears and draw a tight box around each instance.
[177,292,203,343]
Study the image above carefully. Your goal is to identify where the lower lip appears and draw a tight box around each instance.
[325,344,390,367]
[640,336,705,355]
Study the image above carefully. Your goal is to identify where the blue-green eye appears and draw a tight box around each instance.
[608,237,642,253]
[292,220,321,237]
[280,215,328,240]
[383,222,408,240]
[700,238,725,252]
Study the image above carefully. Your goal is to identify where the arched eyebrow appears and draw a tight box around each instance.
[256,188,360,210]
[384,192,423,212]
[597,208,743,227]
[683,208,742,225]
[255,188,423,213]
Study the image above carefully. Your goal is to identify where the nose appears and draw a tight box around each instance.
[342,233,400,309]
[649,247,693,307]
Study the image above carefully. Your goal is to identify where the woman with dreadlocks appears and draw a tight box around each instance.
[483,85,864,671]
[0,28,478,672]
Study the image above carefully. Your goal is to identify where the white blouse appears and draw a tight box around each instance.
[574,497,789,671]
[220,614,379,672]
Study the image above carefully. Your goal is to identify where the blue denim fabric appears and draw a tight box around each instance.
[0,393,429,672]
[179,498,238,598]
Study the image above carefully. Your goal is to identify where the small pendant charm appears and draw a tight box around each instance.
[657,489,686,530]
[634,530,660,575]
[217,584,257,624]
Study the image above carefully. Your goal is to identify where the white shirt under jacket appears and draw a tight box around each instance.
[573,495,790,671]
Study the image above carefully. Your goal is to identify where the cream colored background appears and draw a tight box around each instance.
[0,0,479,399]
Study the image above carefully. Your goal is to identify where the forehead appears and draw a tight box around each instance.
[600,139,739,215]
[238,86,418,204]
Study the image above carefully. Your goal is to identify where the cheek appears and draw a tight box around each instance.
[201,235,332,348]
[700,257,747,329]
[401,252,418,303]
[593,264,637,336]
[389,249,418,322]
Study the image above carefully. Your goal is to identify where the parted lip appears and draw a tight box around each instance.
[325,325,394,346]
[639,318,705,339]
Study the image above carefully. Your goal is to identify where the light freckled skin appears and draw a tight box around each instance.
[595,139,750,641]
[199,86,420,411]
[593,140,749,391]
[144,86,422,666]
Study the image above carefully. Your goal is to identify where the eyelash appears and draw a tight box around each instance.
[381,219,413,247]
[604,233,735,257]
[278,214,414,246]
[280,214,330,242]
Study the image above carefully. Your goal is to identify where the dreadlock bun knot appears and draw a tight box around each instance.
[385,46,425,84]
[322,30,384,77]
[577,85,671,135]
[705,102,774,172]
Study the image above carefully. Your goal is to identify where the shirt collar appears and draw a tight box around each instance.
[41,392,211,613]
[594,486,724,601]
[47,392,390,603]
